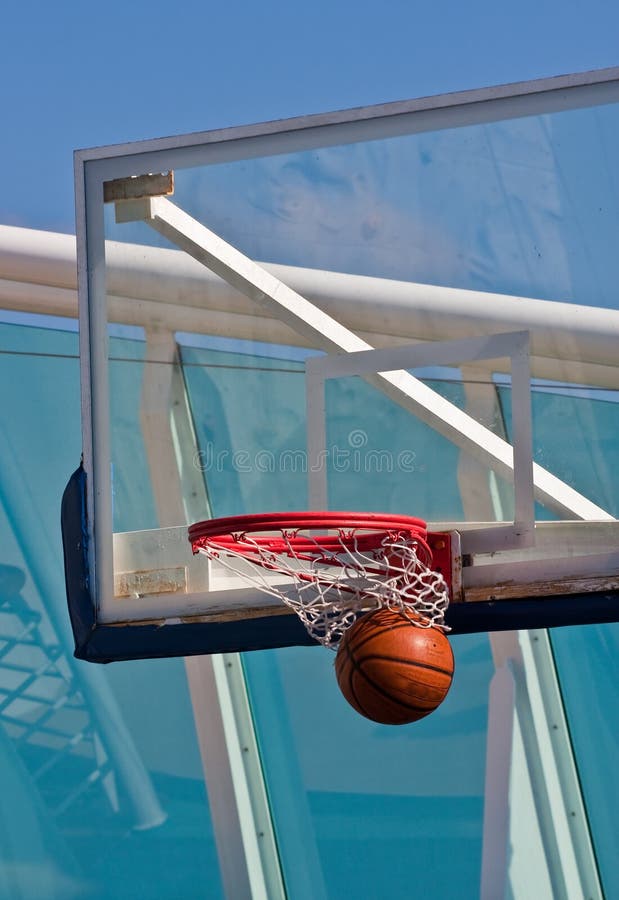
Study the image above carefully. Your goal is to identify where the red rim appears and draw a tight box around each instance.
[189,512,431,561]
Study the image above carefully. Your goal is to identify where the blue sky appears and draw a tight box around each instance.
[1,0,618,234]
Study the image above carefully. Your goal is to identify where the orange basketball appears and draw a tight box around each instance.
[335,608,454,725]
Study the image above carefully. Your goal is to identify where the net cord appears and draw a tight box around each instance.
[194,528,450,649]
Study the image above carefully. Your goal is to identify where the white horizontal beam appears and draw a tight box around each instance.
[2,224,619,379]
[3,274,619,391]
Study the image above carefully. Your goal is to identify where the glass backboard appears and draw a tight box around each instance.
[63,68,619,662]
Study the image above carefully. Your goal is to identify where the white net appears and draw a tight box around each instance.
[194,527,450,649]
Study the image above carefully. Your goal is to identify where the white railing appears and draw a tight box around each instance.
[1,223,619,388]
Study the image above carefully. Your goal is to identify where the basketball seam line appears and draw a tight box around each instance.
[341,638,436,716]
[354,667,437,715]
[350,653,453,678]
[348,667,365,716]
[341,639,367,716]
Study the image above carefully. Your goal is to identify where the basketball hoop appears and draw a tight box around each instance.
[189,512,451,649]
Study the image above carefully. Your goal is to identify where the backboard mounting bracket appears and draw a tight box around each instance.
[103,171,174,204]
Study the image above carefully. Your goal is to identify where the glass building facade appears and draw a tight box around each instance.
[0,304,617,897]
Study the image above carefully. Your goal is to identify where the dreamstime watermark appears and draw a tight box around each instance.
[193,429,419,474]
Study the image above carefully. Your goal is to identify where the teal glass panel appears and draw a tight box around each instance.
[550,624,619,899]
[109,330,159,532]
[498,383,619,518]
[323,375,470,520]
[500,378,619,894]
[180,340,307,516]
[0,318,223,899]
[244,635,492,899]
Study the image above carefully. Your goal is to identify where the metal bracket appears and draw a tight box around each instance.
[103,171,174,203]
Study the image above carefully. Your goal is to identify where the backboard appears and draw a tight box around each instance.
[64,68,619,662]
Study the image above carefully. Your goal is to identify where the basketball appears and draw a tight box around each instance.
[335,608,454,725]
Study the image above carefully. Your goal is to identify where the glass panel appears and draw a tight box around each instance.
[323,373,508,521]
[179,337,308,516]
[551,624,619,898]
[100,97,619,562]
[106,100,619,309]
[0,318,223,899]
[244,636,492,899]
[109,329,159,532]
[503,370,618,898]
[499,381,619,517]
